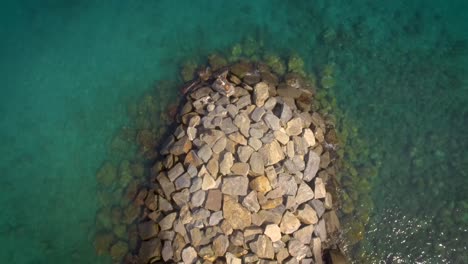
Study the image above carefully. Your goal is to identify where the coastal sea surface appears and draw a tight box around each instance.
[1,0,467,263]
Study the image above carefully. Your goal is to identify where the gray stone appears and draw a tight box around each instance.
[280,103,293,124]
[226,252,242,264]
[274,130,290,145]
[159,212,177,231]
[250,235,275,259]
[265,166,278,188]
[207,103,215,112]
[212,136,227,154]
[170,135,192,156]
[264,97,277,111]
[286,141,295,158]
[249,152,264,176]
[238,145,254,163]
[174,125,185,139]
[231,162,250,176]
[314,178,326,199]
[172,189,190,207]
[209,211,223,226]
[174,172,191,190]
[220,152,234,175]
[230,230,244,246]
[251,107,266,122]
[207,158,219,178]
[259,140,284,166]
[221,117,239,134]
[158,196,173,212]
[254,82,270,107]
[310,199,325,218]
[223,195,252,230]
[213,116,222,127]
[227,104,239,118]
[197,144,213,163]
[264,224,282,242]
[191,86,212,99]
[297,204,318,225]
[264,113,281,131]
[250,127,264,138]
[236,94,251,109]
[313,238,323,264]
[167,162,185,182]
[314,219,327,241]
[161,241,173,262]
[261,132,276,144]
[303,150,320,182]
[201,173,216,190]
[278,174,298,196]
[182,246,197,264]
[286,117,303,136]
[189,177,202,193]
[214,105,228,116]
[201,129,224,146]
[187,164,198,177]
[222,176,249,196]
[288,239,309,259]
[234,113,251,137]
[242,190,261,213]
[157,173,175,198]
[293,225,314,244]
[303,128,316,147]
[295,182,315,206]
[213,235,229,256]
[248,137,263,151]
[280,212,301,234]
[228,131,247,145]
[293,136,308,156]
[202,116,215,129]
[205,190,222,211]
[191,190,206,208]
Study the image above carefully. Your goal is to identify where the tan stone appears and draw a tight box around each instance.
[249,176,272,193]
[223,195,252,230]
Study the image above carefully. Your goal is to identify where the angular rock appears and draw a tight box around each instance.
[264,113,281,131]
[295,182,315,206]
[248,137,263,151]
[251,107,266,122]
[162,241,173,262]
[264,97,277,111]
[187,127,197,141]
[226,252,242,264]
[249,127,264,139]
[213,235,229,256]
[202,173,216,190]
[285,117,303,136]
[293,136,309,156]
[265,166,278,188]
[170,136,192,156]
[223,195,252,230]
[184,150,203,168]
[209,211,223,226]
[220,152,234,175]
[228,131,247,145]
[293,225,314,244]
[197,144,213,163]
[167,163,185,182]
[158,196,173,212]
[221,117,238,134]
[174,172,191,190]
[259,140,284,166]
[236,94,251,109]
[314,178,326,199]
[249,152,264,176]
[231,162,249,176]
[312,238,322,264]
[182,246,197,264]
[250,235,275,259]
[206,158,219,178]
[172,189,190,207]
[249,176,272,193]
[190,190,206,208]
[314,219,327,241]
[264,224,282,242]
[303,128,316,147]
[280,212,301,234]
[237,146,254,162]
[212,136,227,154]
[274,130,290,145]
[303,150,320,182]
[226,104,239,118]
[296,204,318,224]
[310,200,325,218]
[234,113,251,137]
[242,190,261,213]
[156,173,175,198]
[280,103,293,124]
[222,176,249,196]
[254,82,270,107]
[288,239,309,259]
[205,190,222,211]
[159,212,177,231]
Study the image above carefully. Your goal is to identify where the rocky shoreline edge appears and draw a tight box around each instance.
[126,60,347,264]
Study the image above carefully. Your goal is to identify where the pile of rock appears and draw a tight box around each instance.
[134,61,343,264]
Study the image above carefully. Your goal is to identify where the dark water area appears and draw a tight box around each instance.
[0,0,467,263]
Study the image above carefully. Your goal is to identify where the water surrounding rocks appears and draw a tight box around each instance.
[129,59,345,263]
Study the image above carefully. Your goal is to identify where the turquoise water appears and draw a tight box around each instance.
[1,0,467,263]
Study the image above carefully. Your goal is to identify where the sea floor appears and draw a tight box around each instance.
[1,0,467,263]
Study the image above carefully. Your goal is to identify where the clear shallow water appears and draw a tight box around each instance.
[1,0,467,263]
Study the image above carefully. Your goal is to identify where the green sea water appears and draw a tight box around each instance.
[1,0,467,263]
